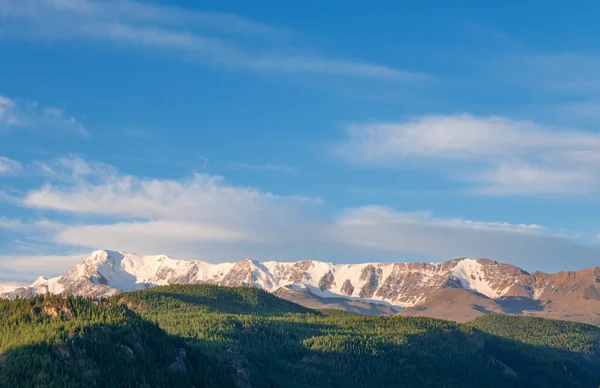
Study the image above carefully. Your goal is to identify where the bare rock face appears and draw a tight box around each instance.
[220,260,255,287]
[278,260,315,283]
[341,280,354,296]
[2,250,599,325]
[376,266,404,300]
[359,265,381,299]
[42,305,74,319]
[318,271,335,291]
[4,287,37,300]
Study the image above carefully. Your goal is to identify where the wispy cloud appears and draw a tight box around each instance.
[0,0,425,82]
[0,94,87,136]
[30,155,114,179]
[0,216,24,229]
[0,0,275,36]
[337,114,600,195]
[0,156,22,174]
[0,96,19,127]
[336,206,545,233]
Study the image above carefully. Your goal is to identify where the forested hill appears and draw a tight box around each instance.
[1,284,600,387]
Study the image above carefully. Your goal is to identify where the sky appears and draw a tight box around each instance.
[1,0,600,282]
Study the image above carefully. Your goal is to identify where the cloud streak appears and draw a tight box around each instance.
[0,94,87,135]
[0,156,22,174]
[337,114,600,195]
[330,205,599,271]
[0,0,424,82]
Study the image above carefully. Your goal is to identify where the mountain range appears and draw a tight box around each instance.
[2,250,599,325]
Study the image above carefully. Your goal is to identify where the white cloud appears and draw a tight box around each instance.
[0,156,22,174]
[0,155,594,276]
[0,94,87,135]
[20,156,318,251]
[337,114,600,195]
[0,96,19,126]
[23,170,314,230]
[0,0,424,82]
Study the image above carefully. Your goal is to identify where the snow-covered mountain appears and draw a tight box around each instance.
[1,249,594,308]
[2,250,599,324]
[0,282,24,294]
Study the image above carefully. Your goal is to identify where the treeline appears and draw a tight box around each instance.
[1,284,599,387]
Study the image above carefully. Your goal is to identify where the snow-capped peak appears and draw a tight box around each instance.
[32,276,49,287]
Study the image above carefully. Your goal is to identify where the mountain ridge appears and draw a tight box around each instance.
[2,249,599,325]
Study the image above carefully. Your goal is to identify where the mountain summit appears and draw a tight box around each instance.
[2,250,599,324]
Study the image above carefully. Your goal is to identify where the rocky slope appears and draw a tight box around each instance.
[1,250,599,324]
[397,267,600,325]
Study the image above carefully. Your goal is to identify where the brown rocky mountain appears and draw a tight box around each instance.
[398,267,600,325]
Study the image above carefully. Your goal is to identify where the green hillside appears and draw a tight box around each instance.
[1,285,600,387]
[472,314,600,354]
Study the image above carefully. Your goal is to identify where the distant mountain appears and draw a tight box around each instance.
[0,282,23,295]
[2,250,599,325]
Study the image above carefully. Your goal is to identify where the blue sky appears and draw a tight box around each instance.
[1,0,600,282]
